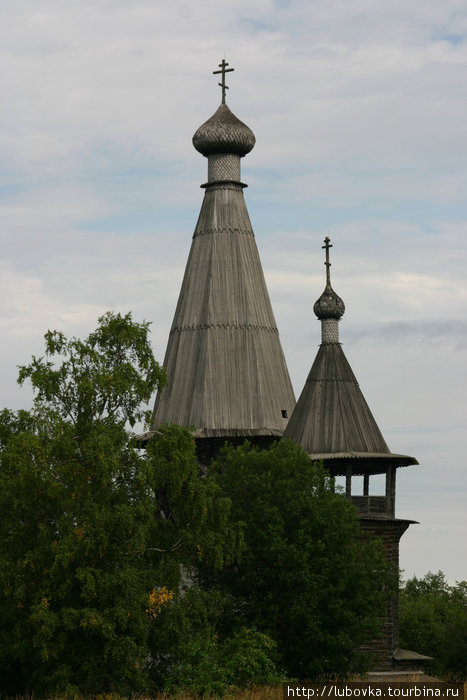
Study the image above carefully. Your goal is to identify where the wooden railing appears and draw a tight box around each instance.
[351,495,393,517]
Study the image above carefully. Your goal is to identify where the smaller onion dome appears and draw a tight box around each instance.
[193,103,256,157]
[313,236,345,320]
[313,283,345,320]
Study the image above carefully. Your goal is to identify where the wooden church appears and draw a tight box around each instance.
[150,60,295,466]
[149,61,427,673]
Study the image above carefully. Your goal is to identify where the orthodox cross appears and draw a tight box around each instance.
[322,236,333,284]
[213,59,234,104]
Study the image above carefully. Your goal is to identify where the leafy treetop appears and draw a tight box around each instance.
[17,311,166,431]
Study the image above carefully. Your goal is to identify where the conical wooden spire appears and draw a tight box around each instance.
[151,74,295,448]
[284,237,417,473]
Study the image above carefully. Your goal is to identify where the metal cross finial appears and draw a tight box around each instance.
[322,236,333,284]
[213,59,234,104]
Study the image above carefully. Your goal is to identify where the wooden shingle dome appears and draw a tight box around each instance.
[193,103,255,157]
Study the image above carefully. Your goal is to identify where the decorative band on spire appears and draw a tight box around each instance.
[320,317,340,343]
[207,153,241,182]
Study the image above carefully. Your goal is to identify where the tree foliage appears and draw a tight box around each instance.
[201,440,391,679]
[399,571,467,678]
[0,311,406,694]
[16,311,164,431]
[0,313,241,696]
[149,587,283,695]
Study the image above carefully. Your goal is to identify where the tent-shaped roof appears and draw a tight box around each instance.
[283,237,417,474]
[151,81,295,439]
[283,342,417,472]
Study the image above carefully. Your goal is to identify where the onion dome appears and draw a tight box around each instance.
[313,236,345,320]
[193,103,256,157]
[314,283,345,320]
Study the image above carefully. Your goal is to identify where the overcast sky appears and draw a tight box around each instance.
[1,0,466,584]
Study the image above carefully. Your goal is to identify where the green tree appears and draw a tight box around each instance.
[0,313,240,696]
[17,310,165,432]
[399,572,467,678]
[149,586,283,695]
[201,440,391,679]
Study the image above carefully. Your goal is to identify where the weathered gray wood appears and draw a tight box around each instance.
[284,342,391,455]
[346,464,352,496]
[363,472,369,496]
[151,176,295,437]
[351,495,388,516]
[283,240,418,477]
[385,464,396,517]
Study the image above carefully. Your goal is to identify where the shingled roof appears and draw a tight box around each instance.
[283,237,417,474]
[151,77,295,439]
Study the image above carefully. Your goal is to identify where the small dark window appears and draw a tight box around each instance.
[281,409,288,418]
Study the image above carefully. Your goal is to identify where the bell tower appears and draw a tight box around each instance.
[284,238,428,672]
